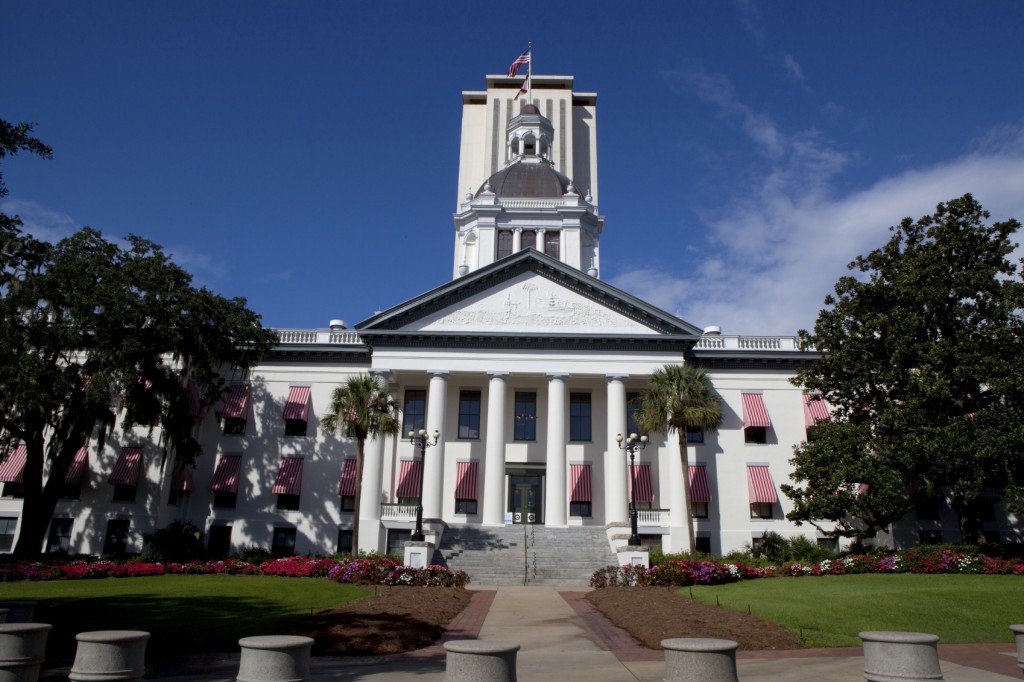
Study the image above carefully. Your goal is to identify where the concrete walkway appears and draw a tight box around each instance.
[42,585,1023,681]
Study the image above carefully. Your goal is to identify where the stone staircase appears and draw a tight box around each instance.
[434,525,618,586]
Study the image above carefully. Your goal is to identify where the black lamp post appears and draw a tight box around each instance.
[616,432,648,546]
[405,428,440,541]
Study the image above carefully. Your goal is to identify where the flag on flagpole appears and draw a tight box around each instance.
[514,74,530,101]
[507,48,531,77]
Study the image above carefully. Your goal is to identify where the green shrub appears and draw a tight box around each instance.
[235,545,271,563]
[144,522,205,563]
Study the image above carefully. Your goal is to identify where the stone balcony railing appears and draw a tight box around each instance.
[637,509,670,526]
[693,335,805,351]
[381,502,419,521]
[272,328,364,346]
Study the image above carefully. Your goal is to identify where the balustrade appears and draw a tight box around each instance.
[380,503,419,521]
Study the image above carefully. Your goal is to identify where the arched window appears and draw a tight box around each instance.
[520,230,536,251]
[497,230,513,259]
[544,231,560,259]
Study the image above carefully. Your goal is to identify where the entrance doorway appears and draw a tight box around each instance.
[507,468,544,524]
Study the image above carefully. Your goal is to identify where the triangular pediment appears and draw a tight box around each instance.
[357,250,704,342]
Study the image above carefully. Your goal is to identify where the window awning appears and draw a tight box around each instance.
[282,386,311,421]
[395,460,422,498]
[689,464,711,503]
[0,445,27,483]
[66,447,89,485]
[570,463,592,502]
[455,461,479,500]
[187,380,202,418]
[628,463,653,504]
[222,384,250,420]
[338,459,357,496]
[171,458,193,492]
[211,455,241,493]
[747,465,778,504]
[108,447,144,486]
[803,393,830,427]
[742,393,772,428]
[272,457,304,495]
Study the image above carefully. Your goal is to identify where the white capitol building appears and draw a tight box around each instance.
[3,73,1010,567]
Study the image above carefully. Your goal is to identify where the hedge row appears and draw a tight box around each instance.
[591,549,1024,588]
[0,555,470,588]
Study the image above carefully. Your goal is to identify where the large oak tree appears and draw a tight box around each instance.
[783,194,1024,544]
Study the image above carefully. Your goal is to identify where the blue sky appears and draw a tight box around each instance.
[4,1,1024,335]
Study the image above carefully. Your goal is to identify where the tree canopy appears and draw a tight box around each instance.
[783,194,1024,543]
[0,119,278,556]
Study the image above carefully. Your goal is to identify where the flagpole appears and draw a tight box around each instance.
[528,41,533,106]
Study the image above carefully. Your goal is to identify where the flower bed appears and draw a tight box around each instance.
[0,555,469,588]
[591,548,1024,588]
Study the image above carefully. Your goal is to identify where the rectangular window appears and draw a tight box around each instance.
[271,527,296,557]
[744,426,767,444]
[223,417,246,435]
[0,517,17,552]
[458,390,481,439]
[569,501,592,517]
[626,392,641,437]
[276,493,301,511]
[919,529,943,545]
[402,389,426,435]
[282,386,310,437]
[1,482,23,499]
[497,230,513,259]
[222,384,250,435]
[340,495,355,512]
[103,519,130,556]
[692,501,709,519]
[750,502,773,519]
[520,230,536,250]
[686,426,705,444]
[213,491,238,509]
[337,529,353,555]
[112,484,138,503]
[544,231,560,259]
[207,525,232,558]
[455,499,478,514]
[284,419,308,437]
[514,392,537,441]
[386,529,411,556]
[570,393,592,441]
[816,537,839,552]
[47,518,73,554]
[694,536,711,555]
[915,496,942,521]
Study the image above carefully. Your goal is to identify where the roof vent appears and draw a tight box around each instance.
[703,325,721,335]
[329,319,347,330]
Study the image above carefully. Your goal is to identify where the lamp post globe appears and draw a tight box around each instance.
[617,432,648,547]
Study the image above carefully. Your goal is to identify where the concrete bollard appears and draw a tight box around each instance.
[1010,625,1024,672]
[859,630,943,681]
[0,604,35,625]
[236,635,314,682]
[661,638,739,682]
[0,623,51,682]
[444,639,519,682]
[69,630,149,682]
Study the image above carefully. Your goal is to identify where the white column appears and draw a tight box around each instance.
[668,436,688,527]
[605,375,629,524]
[483,372,508,526]
[545,373,568,527]
[512,228,522,253]
[423,371,448,521]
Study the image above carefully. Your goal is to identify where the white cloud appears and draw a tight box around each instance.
[782,54,805,81]
[0,199,80,242]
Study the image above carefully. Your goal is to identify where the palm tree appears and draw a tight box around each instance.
[635,363,723,560]
[321,374,400,556]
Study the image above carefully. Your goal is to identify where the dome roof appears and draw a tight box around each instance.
[477,160,573,199]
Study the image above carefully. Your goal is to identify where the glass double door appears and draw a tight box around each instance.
[508,470,544,524]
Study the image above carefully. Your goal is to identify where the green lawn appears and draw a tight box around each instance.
[687,574,1022,648]
[0,575,372,659]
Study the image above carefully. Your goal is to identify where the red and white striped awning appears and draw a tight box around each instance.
[628,463,653,504]
[108,447,144,486]
[171,458,193,492]
[187,380,202,418]
[211,455,241,493]
[338,459,357,496]
[396,460,423,498]
[742,393,772,428]
[0,445,27,483]
[222,384,250,419]
[803,393,830,427]
[282,386,311,421]
[570,463,592,502]
[689,464,711,503]
[66,447,89,485]
[455,461,479,500]
[272,457,304,495]
[747,465,778,504]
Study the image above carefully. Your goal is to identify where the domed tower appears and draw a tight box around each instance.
[453,75,604,278]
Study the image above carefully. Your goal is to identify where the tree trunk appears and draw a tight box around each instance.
[952,496,986,546]
[14,437,76,559]
[677,431,696,560]
[352,438,364,557]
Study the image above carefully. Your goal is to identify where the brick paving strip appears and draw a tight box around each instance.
[559,590,661,662]
[937,642,1022,678]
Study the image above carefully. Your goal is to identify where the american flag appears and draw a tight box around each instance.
[507,48,530,77]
